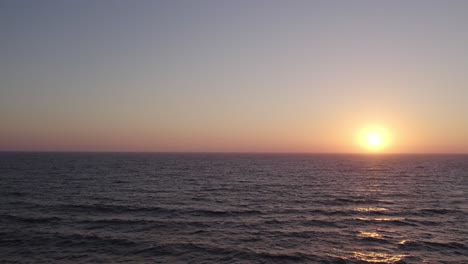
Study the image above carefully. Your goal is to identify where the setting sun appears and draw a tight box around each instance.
[357,126,391,152]
[367,133,383,148]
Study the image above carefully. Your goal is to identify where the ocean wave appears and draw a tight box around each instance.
[133,242,326,262]
[321,197,385,206]
[188,208,263,217]
[417,208,465,215]
[54,233,138,248]
[399,240,468,251]
[354,217,416,226]
[52,203,265,218]
[1,214,62,224]
[77,217,212,231]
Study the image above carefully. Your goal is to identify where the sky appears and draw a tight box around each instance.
[1,0,467,153]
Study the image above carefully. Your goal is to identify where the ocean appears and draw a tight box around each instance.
[0,153,467,263]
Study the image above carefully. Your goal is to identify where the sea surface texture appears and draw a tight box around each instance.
[0,153,467,263]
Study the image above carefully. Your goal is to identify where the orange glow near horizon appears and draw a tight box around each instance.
[1,116,467,153]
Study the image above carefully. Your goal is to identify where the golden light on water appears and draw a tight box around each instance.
[357,217,405,222]
[398,240,408,245]
[358,231,382,239]
[352,251,407,263]
[355,207,388,212]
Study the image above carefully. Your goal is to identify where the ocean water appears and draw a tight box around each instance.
[0,153,467,263]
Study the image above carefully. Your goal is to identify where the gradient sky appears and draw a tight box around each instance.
[1,0,467,153]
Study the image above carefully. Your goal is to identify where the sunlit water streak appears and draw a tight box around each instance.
[0,153,467,263]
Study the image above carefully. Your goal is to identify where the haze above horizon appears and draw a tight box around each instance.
[1,1,467,153]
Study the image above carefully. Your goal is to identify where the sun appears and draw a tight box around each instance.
[367,133,383,148]
[357,126,391,152]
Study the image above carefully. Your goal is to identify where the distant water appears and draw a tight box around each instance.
[1,153,467,263]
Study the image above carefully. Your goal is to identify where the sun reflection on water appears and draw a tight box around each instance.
[352,251,407,263]
[398,240,408,245]
[355,207,388,212]
[358,231,382,238]
[357,217,404,221]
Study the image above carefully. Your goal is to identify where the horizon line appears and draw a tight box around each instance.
[0,150,467,155]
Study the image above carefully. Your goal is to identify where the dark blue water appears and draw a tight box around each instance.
[1,153,467,263]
